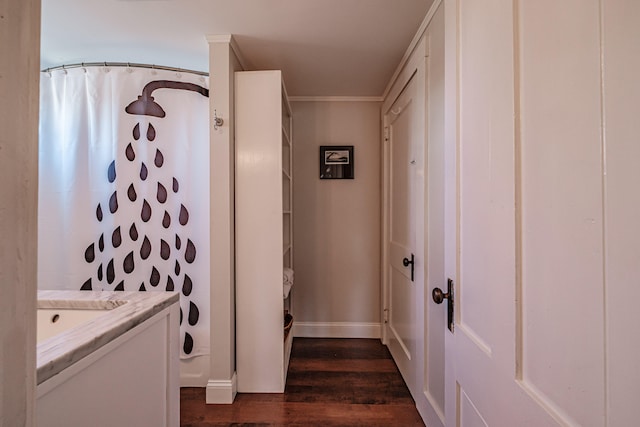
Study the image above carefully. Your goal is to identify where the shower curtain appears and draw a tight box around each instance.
[39,66,210,358]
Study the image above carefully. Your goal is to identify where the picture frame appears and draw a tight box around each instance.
[319,145,354,179]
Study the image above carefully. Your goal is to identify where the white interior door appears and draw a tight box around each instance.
[442,0,640,425]
[442,0,565,422]
[443,0,578,424]
[385,70,424,397]
[383,32,446,427]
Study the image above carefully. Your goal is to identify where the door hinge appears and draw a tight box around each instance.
[383,308,389,324]
[384,126,389,142]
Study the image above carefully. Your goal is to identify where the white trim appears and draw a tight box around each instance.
[205,372,237,404]
[381,0,443,101]
[228,37,249,72]
[293,322,381,338]
[289,96,383,103]
[381,109,390,347]
[205,34,232,43]
[206,34,249,72]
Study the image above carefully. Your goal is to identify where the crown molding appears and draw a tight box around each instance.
[206,34,249,71]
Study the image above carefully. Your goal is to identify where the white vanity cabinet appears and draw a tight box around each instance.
[235,70,294,392]
[36,291,180,427]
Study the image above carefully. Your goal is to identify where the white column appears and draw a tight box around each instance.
[206,35,245,404]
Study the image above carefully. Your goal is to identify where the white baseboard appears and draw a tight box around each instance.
[205,372,237,404]
[293,322,381,339]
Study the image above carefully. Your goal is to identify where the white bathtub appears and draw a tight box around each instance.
[36,291,180,427]
[36,291,211,388]
[37,300,126,343]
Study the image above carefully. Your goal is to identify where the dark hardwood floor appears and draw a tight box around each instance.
[181,338,425,426]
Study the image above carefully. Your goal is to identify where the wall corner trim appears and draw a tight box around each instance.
[205,373,237,404]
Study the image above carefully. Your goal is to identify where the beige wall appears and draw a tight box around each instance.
[291,101,381,331]
[0,0,40,425]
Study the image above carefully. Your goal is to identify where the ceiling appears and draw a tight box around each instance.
[40,0,434,97]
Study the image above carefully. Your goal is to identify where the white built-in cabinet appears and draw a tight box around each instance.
[235,70,293,392]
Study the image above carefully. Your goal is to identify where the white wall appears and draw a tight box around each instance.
[0,0,40,425]
[291,101,381,337]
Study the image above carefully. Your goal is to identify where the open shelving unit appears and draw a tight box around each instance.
[235,70,293,393]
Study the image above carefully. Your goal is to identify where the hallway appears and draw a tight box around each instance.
[180,338,424,426]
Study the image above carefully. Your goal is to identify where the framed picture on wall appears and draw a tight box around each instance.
[319,146,354,179]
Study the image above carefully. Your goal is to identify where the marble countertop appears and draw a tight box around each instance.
[37,290,179,385]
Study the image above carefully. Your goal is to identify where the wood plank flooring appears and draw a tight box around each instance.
[180,338,425,426]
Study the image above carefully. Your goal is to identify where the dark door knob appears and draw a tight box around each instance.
[432,287,449,304]
[433,279,455,333]
[402,254,414,281]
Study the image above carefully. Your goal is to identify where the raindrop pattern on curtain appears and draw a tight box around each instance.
[78,79,207,357]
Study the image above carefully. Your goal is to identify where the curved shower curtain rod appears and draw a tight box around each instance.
[41,62,209,77]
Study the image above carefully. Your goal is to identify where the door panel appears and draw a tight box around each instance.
[603,1,640,425]
[387,72,421,392]
[384,24,446,425]
[460,387,489,427]
[518,1,604,423]
[390,98,412,251]
[457,0,515,383]
[389,268,414,360]
[424,5,447,419]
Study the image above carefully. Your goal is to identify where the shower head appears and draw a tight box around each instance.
[125,93,166,118]
[126,80,209,118]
